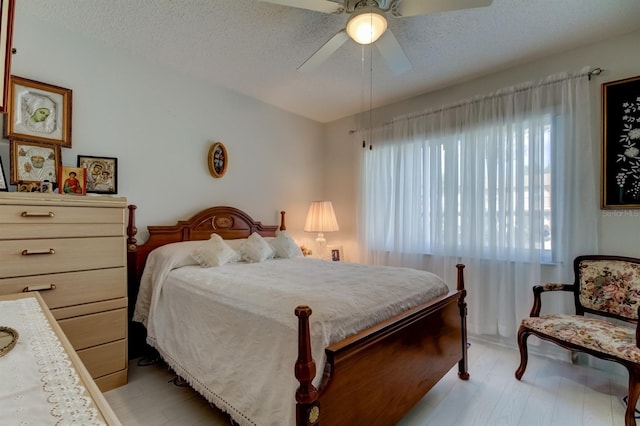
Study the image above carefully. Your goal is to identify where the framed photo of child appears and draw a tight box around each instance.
[59,166,86,196]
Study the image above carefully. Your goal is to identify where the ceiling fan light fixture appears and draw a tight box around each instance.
[346,9,387,45]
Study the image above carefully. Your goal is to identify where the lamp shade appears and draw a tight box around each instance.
[346,8,387,45]
[304,201,339,242]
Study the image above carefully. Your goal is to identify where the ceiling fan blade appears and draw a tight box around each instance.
[396,0,492,17]
[297,30,350,72]
[257,0,344,14]
[375,30,411,75]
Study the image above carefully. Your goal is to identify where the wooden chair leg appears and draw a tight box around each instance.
[625,365,640,426]
[515,325,529,380]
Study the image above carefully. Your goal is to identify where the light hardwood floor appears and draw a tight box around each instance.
[104,339,630,425]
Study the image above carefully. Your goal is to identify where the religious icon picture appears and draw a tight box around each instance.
[59,165,86,196]
[3,75,72,147]
[78,155,118,194]
[10,139,60,185]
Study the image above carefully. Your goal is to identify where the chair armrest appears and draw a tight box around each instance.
[636,306,640,349]
[530,283,575,317]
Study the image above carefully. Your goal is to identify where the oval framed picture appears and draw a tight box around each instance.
[208,142,227,178]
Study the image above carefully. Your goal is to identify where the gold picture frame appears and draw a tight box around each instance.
[0,0,16,113]
[10,139,60,185]
[3,75,73,147]
[208,141,228,178]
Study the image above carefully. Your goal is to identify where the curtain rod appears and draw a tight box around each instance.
[349,67,603,134]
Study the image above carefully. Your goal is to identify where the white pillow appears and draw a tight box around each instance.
[191,233,238,267]
[271,230,303,259]
[148,241,203,269]
[225,238,248,251]
[239,232,275,263]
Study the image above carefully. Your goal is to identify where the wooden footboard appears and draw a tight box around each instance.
[295,264,469,426]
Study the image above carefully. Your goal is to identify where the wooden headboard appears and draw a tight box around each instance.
[126,205,286,287]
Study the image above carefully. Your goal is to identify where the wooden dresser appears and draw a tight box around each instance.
[0,192,128,392]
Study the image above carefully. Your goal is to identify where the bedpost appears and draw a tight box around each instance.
[295,305,320,426]
[127,205,138,247]
[456,264,470,380]
[280,211,287,231]
[127,204,138,278]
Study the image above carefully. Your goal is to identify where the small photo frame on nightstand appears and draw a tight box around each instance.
[328,245,343,262]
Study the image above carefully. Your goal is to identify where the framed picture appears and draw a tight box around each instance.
[602,75,640,209]
[10,139,60,185]
[328,245,343,262]
[3,75,72,147]
[59,165,86,195]
[0,0,15,113]
[77,155,118,194]
[0,155,7,191]
[208,142,227,178]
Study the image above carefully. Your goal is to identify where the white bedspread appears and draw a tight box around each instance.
[134,255,448,426]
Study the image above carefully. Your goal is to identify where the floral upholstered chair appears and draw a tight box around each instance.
[515,255,640,426]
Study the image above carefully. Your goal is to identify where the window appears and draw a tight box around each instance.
[361,113,556,263]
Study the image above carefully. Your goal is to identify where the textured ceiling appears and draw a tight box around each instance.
[18,0,640,123]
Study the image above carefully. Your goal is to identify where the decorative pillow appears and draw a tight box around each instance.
[271,230,303,259]
[191,233,238,267]
[239,232,275,263]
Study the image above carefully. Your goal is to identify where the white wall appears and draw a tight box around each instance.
[324,29,640,261]
[4,8,639,258]
[0,7,325,243]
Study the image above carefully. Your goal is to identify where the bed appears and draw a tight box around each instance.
[126,205,469,426]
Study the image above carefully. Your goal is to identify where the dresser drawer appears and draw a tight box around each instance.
[0,223,124,239]
[0,268,126,309]
[77,339,127,379]
[58,307,127,351]
[0,204,124,224]
[0,236,125,278]
[0,204,124,239]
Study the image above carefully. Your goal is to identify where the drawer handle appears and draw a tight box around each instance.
[21,211,55,218]
[21,248,55,256]
[23,284,56,292]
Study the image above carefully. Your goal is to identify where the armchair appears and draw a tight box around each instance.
[515,255,640,426]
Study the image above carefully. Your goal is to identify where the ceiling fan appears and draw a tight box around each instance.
[258,0,493,75]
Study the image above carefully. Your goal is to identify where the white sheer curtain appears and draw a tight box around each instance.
[357,69,597,340]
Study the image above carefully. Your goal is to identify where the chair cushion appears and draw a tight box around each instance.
[522,314,640,363]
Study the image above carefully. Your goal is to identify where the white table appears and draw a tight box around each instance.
[0,292,121,425]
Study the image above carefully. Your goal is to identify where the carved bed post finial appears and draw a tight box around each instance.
[295,305,319,426]
[456,263,465,293]
[280,211,287,231]
[127,205,138,248]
